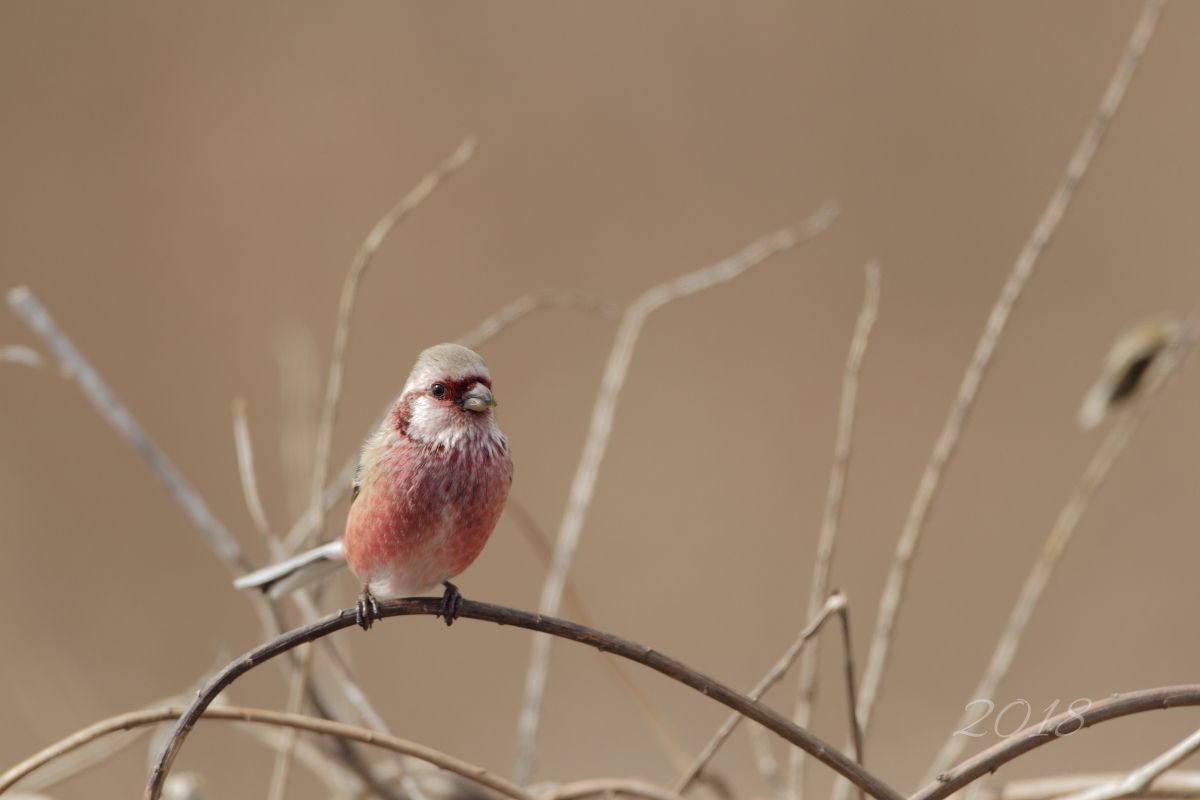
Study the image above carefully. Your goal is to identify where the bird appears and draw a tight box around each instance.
[234,343,513,629]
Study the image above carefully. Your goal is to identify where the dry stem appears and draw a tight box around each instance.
[6,286,251,571]
[1057,728,1200,800]
[843,7,1168,799]
[232,398,276,544]
[975,772,1200,800]
[673,592,845,794]
[142,596,900,800]
[790,262,880,799]
[1,705,531,800]
[0,343,42,367]
[514,203,839,783]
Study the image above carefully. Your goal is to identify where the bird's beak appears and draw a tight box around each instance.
[461,383,497,413]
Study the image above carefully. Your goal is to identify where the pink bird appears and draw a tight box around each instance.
[234,343,513,628]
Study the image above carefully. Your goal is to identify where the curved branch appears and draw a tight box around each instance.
[3,705,531,800]
[143,598,900,800]
[912,686,1200,800]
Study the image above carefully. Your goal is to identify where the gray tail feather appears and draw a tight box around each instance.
[233,540,345,598]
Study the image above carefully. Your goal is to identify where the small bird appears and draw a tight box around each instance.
[234,343,513,628]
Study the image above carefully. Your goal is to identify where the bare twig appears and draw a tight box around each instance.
[142,597,901,800]
[6,286,251,572]
[506,497,692,771]
[911,686,1200,800]
[975,772,1200,800]
[789,262,880,799]
[514,203,839,783]
[2,705,533,800]
[844,7,1168,797]
[457,289,620,350]
[673,592,845,794]
[925,326,1190,780]
[1057,728,1200,800]
[232,398,276,544]
[838,601,866,800]
[296,135,478,554]
[0,343,42,367]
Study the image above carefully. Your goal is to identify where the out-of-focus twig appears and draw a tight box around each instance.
[673,592,845,794]
[296,135,478,554]
[514,203,840,783]
[232,398,276,545]
[925,324,1192,780]
[457,289,620,350]
[974,771,1200,800]
[842,6,1168,798]
[789,262,880,800]
[6,286,251,572]
[1057,728,1200,800]
[0,343,42,367]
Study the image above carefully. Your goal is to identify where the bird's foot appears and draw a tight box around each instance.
[355,587,381,631]
[437,581,463,626]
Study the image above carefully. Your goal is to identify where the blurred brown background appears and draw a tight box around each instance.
[2,2,1199,798]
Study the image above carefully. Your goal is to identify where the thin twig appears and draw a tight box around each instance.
[506,496,692,772]
[232,398,276,544]
[0,343,42,367]
[296,135,478,554]
[457,289,620,350]
[911,686,1200,800]
[2,705,532,800]
[266,644,316,800]
[924,325,1190,780]
[514,203,839,783]
[6,286,251,571]
[142,597,901,800]
[975,772,1200,800]
[1057,728,1200,800]
[673,593,845,794]
[789,262,880,800]
[837,602,865,800]
[844,7,1167,798]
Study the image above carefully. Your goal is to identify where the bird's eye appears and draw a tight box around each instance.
[430,383,446,399]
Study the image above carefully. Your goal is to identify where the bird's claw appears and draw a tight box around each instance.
[355,588,381,631]
[437,581,463,626]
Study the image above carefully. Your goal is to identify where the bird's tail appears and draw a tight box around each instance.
[233,540,346,598]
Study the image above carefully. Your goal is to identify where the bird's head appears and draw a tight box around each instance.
[400,343,501,446]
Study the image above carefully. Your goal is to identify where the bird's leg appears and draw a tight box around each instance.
[437,581,463,626]
[355,586,381,631]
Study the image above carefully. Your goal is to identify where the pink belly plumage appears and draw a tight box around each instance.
[343,437,512,599]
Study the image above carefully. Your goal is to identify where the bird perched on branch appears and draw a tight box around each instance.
[234,343,513,629]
